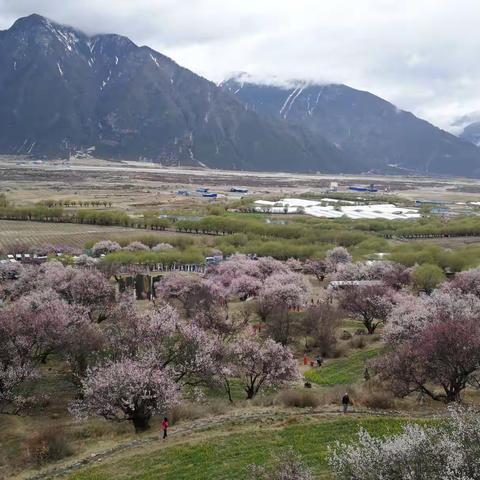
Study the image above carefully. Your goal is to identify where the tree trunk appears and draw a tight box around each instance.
[132,414,151,433]
[245,386,255,399]
[364,319,376,335]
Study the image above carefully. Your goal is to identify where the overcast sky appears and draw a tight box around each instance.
[0,0,479,132]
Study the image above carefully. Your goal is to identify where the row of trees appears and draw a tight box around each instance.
[39,199,112,208]
[0,206,171,230]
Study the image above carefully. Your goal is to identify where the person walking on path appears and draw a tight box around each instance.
[316,354,323,367]
[162,417,169,439]
[342,393,350,414]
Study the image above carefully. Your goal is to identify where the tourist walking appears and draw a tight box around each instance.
[162,416,169,439]
[342,393,350,414]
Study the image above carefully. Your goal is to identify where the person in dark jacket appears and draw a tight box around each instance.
[342,393,350,413]
[162,417,169,439]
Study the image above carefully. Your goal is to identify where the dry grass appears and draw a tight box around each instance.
[276,389,322,408]
[22,427,74,466]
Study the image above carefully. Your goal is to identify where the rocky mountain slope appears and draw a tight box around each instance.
[0,14,346,172]
[2,14,480,176]
[222,76,480,177]
[460,122,480,147]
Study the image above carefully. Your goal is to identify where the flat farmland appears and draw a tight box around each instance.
[0,220,183,252]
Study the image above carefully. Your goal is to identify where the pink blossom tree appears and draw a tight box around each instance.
[334,261,410,289]
[106,301,222,387]
[123,241,150,252]
[225,336,300,400]
[71,355,179,432]
[303,259,327,281]
[0,289,80,364]
[74,254,97,267]
[155,273,226,317]
[325,246,352,272]
[336,283,396,334]
[67,269,115,321]
[384,289,480,345]
[257,272,308,313]
[0,359,39,414]
[376,291,480,402]
[4,261,115,322]
[91,240,121,257]
[286,257,303,273]
[62,320,106,386]
[443,267,480,297]
[228,274,262,301]
[256,272,309,344]
[256,256,290,278]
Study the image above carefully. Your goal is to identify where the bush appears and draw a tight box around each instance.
[169,402,205,425]
[251,394,277,407]
[349,336,366,349]
[320,385,356,406]
[340,330,352,340]
[356,387,395,410]
[368,333,381,343]
[411,263,446,294]
[331,344,347,358]
[277,389,321,408]
[23,427,74,465]
[206,399,230,416]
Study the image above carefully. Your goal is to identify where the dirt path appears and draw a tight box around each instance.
[22,407,420,480]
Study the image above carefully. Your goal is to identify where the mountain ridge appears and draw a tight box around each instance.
[222,75,480,177]
[0,14,346,172]
[1,14,480,176]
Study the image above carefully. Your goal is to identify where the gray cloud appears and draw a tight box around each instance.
[1,0,479,131]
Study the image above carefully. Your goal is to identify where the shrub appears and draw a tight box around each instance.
[356,384,395,410]
[206,399,230,416]
[367,333,381,343]
[331,344,347,358]
[123,241,150,252]
[23,427,74,465]
[340,330,352,340]
[411,263,446,294]
[169,402,205,425]
[349,336,366,349]
[277,389,321,408]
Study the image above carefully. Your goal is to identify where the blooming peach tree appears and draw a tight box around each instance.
[71,355,179,432]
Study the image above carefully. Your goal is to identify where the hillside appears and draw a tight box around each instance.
[222,76,480,177]
[0,14,345,173]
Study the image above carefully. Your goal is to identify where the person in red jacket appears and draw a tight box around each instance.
[162,417,169,439]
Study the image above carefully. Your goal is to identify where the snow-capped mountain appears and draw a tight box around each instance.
[2,14,480,177]
[0,14,346,172]
[222,75,480,177]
